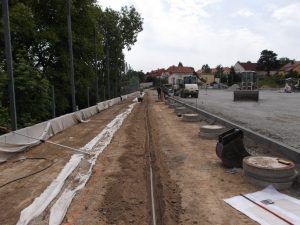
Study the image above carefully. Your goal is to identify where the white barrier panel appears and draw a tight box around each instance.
[0,94,133,162]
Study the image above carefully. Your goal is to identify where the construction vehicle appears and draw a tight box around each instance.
[178,75,199,98]
[233,71,259,101]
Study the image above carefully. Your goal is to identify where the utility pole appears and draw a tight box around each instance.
[2,0,17,130]
[105,30,110,100]
[87,86,90,107]
[51,86,56,118]
[94,27,99,103]
[67,0,76,111]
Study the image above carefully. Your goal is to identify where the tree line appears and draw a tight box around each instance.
[201,49,299,86]
[0,0,143,132]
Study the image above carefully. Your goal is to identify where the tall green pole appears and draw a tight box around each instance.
[67,0,76,111]
[2,0,17,130]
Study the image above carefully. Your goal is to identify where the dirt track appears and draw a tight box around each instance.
[0,91,299,225]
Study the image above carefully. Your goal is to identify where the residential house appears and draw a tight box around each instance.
[166,64,195,85]
[234,61,276,77]
[146,68,166,78]
[278,61,300,76]
[196,69,214,84]
[234,61,258,73]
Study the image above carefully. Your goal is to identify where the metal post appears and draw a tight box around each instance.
[94,27,99,102]
[52,86,56,118]
[87,86,90,107]
[67,0,76,112]
[106,31,110,100]
[2,0,17,130]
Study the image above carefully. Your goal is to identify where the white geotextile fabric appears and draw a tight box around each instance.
[0,95,131,162]
[16,154,83,225]
[224,185,300,225]
[49,103,136,225]
[16,102,136,225]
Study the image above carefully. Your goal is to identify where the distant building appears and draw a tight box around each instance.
[278,61,300,75]
[234,61,274,77]
[196,69,214,84]
[166,63,195,85]
[146,68,166,78]
[211,67,231,75]
[234,61,258,73]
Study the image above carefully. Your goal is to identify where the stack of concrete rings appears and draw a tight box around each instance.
[243,156,298,190]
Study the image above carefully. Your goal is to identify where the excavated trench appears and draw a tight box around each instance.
[144,96,182,225]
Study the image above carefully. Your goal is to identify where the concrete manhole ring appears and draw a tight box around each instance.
[182,114,199,122]
[200,125,224,133]
[198,131,218,139]
[244,173,294,190]
[243,156,295,178]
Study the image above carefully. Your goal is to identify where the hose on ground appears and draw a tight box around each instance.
[0,157,54,189]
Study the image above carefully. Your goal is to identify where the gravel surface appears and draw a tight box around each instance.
[179,89,300,150]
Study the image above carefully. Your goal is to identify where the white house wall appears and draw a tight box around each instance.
[168,73,194,85]
[234,63,245,73]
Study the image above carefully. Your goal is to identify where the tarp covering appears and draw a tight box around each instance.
[0,95,130,162]
[224,186,300,225]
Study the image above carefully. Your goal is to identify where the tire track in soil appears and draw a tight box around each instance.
[63,93,182,225]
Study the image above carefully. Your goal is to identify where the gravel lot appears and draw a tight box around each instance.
[179,89,300,150]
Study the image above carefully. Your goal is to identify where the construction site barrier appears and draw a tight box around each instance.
[0,94,136,162]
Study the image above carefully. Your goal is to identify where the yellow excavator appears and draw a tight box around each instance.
[233,71,259,101]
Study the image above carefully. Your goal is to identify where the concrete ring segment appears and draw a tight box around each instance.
[182,114,199,122]
[200,125,224,133]
[198,131,217,140]
[243,170,298,183]
[243,156,295,178]
[244,173,294,190]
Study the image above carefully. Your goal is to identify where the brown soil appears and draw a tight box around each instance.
[0,99,133,225]
[1,91,299,225]
[63,92,259,225]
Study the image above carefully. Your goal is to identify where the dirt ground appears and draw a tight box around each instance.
[0,91,299,225]
[0,99,133,225]
[64,91,292,225]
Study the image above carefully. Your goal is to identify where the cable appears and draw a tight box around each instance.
[0,157,54,189]
[11,131,90,155]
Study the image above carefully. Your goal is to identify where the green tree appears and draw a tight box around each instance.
[201,64,211,73]
[257,49,279,76]
[278,57,294,68]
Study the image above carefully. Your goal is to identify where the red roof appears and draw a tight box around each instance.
[166,65,194,74]
[238,62,257,71]
[147,68,166,77]
[279,61,300,72]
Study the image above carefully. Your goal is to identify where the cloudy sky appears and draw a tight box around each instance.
[97,0,300,72]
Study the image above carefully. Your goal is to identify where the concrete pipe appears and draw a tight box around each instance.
[182,114,199,122]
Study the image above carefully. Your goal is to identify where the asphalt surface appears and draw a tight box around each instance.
[177,89,300,150]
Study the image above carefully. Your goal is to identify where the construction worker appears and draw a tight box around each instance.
[157,86,161,100]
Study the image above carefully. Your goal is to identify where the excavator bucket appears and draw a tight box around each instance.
[233,90,259,101]
[216,128,250,168]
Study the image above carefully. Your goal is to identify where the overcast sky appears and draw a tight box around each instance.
[97,0,300,72]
